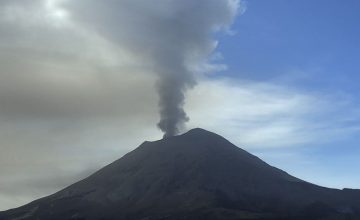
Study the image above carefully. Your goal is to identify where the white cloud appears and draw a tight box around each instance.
[187,78,360,148]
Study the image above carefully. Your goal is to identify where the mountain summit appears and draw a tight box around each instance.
[1,128,359,220]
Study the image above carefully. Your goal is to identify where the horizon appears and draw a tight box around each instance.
[0,0,359,211]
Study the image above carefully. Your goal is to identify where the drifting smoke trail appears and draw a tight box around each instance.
[157,74,193,138]
[148,0,240,137]
[64,0,240,137]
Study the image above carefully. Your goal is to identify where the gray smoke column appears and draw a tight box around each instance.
[157,71,193,138]
[63,0,241,137]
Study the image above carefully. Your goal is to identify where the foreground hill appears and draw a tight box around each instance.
[1,128,359,220]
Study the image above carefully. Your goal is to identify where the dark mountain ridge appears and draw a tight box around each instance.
[1,128,359,219]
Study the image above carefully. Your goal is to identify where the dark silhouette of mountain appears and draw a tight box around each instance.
[1,128,359,220]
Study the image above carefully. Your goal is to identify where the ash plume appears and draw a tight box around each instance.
[63,0,240,137]
[156,70,194,138]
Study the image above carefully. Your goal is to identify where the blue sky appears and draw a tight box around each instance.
[222,0,360,83]
[216,0,360,188]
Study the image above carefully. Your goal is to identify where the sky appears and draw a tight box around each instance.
[0,0,359,211]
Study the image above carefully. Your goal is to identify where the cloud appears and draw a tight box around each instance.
[0,0,163,210]
[187,78,360,148]
[61,0,240,136]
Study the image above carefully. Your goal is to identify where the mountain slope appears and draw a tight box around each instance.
[1,128,359,220]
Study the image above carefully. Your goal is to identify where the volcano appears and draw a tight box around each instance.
[1,128,359,220]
